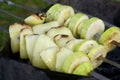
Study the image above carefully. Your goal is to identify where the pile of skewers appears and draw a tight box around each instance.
[0,0,120,79]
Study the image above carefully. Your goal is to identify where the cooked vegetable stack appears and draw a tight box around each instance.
[9,4,120,76]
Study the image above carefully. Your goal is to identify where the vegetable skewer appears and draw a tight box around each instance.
[1,2,119,68]
[0,2,119,79]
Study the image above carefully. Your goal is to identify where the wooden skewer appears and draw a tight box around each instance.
[111,40,120,47]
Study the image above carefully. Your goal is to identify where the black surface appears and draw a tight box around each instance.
[0,57,50,80]
[0,56,98,80]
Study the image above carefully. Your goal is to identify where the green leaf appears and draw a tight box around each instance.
[0,30,9,52]
[0,31,5,51]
